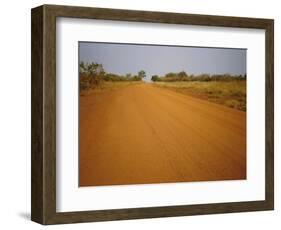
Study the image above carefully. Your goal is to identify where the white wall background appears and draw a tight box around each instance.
[0,0,279,229]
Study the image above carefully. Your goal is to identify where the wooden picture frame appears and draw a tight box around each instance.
[31,4,274,225]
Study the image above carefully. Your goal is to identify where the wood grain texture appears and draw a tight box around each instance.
[31,4,274,225]
[31,5,44,224]
[265,20,274,209]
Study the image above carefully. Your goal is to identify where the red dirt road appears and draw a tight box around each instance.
[79,83,246,186]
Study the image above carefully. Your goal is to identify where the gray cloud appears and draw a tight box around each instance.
[79,42,246,81]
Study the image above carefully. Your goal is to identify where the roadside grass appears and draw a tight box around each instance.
[154,81,246,111]
[80,81,143,96]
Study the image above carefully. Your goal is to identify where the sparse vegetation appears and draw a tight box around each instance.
[80,81,142,96]
[151,71,246,111]
[80,62,246,111]
[154,81,246,111]
[151,71,246,82]
[79,61,145,91]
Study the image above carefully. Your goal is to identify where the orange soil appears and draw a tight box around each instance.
[79,83,246,186]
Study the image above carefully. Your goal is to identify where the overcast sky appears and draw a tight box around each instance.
[79,42,246,81]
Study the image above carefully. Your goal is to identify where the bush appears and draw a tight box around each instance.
[154,72,246,82]
[151,75,160,81]
[79,61,144,91]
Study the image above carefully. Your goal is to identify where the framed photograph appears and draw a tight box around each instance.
[31,4,274,225]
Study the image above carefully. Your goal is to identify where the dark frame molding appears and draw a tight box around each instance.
[31,4,274,225]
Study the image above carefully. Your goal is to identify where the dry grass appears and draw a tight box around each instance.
[154,81,246,111]
[80,81,143,96]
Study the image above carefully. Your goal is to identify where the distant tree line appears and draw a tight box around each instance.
[80,61,246,90]
[79,61,146,90]
[151,71,246,82]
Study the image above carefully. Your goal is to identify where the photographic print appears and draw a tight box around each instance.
[79,42,247,187]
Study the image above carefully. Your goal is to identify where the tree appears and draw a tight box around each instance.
[165,72,177,79]
[125,73,132,79]
[138,70,146,79]
[79,61,86,73]
[178,71,188,80]
[151,75,159,81]
[85,62,105,85]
